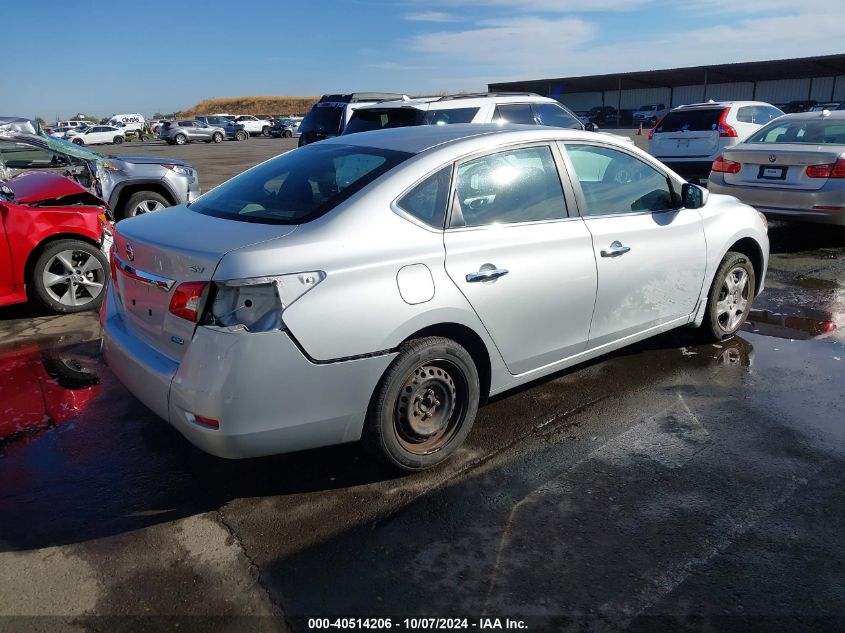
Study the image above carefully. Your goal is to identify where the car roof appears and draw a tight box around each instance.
[674,101,774,110]
[319,123,600,154]
[773,110,845,121]
[353,93,558,112]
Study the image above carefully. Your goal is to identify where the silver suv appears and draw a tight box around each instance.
[159,120,227,145]
[343,92,589,136]
[0,132,200,220]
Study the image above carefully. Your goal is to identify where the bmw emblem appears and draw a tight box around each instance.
[125,242,135,261]
[768,154,777,163]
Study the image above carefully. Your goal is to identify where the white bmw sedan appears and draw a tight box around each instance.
[102,125,769,471]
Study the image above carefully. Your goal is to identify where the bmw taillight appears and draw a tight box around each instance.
[806,158,845,179]
[168,282,209,322]
[712,155,741,174]
[718,108,737,137]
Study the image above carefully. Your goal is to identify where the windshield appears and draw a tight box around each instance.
[0,132,103,161]
[655,108,724,133]
[300,104,343,135]
[189,143,413,224]
[746,119,845,144]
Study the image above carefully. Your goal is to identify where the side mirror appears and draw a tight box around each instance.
[682,182,709,209]
[585,122,598,132]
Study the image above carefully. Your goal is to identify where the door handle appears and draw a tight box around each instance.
[466,268,509,283]
[600,241,631,258]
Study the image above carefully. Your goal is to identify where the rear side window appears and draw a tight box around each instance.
[655,109,724,133]
[396,166,452,228]
[494,104,535,125]
[533,103,583,130]
[423,108,479,124]
[453,145,566,227]
[190,143,412,224]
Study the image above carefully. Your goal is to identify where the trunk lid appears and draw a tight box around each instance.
[721,144,844,191]
[649,108,724,158]
[112,205,297,361]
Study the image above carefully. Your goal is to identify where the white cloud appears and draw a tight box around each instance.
[411,17,596,75]
[411,0,652,13]
[405,11,459,22]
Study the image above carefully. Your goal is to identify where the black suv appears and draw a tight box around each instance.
[298,93,405,147]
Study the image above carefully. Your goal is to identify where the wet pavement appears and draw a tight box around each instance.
[0,164,844,632]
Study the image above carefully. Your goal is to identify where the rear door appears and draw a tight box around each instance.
[561,142,707,348]
[649,108,724,159]
[443,143,597,375]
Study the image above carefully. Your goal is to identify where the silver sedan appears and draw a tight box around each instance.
[708,110,845,224]
[102,125,769,471]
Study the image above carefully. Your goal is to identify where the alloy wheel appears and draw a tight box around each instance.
[716,267,750,332]
[133,199,166,215]
[41,249,105,308]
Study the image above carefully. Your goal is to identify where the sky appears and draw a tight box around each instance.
[4,0,843,120]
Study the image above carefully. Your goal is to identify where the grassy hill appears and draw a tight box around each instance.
[183,96,320,116]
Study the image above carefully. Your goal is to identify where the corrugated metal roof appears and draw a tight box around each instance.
[489,54,845,94]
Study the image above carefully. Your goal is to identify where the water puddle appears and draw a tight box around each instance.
[743,307,836,340]
[0,344,100,446]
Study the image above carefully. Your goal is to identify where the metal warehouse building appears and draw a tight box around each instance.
[488,54,845,113]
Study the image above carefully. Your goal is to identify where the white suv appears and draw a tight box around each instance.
[342,92,588,136]
[648,101,784,182]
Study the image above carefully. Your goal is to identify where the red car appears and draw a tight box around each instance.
[0,171,112,312]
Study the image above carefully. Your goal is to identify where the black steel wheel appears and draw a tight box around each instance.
[364,336,479,471]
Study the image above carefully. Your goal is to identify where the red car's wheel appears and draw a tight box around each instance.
[31,239,109,313]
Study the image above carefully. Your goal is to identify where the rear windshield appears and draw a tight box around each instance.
[655,109,724,133]
[344,107,481,135]
[189,143,413,224]
[344,108,426,135]
[746,119,845,144]
[300,104,343,135]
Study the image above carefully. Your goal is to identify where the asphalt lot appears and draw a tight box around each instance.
[1,134,843,632]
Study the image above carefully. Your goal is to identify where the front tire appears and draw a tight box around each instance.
[261,126,270,136]
[72,138,84,145]
[236,130,248,141]
[364,337,480,472]
[700,251,756,342]
[121,190,169,219]
[283,130,292,138]
[31,240,109,313]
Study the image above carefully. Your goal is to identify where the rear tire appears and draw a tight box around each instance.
[174,134,187,145]
[72,138,84,145]
[699,251,756,342]
[236,130,248,141]
[363,337,479,472]
[261,126,270,136]
[30,239,109,313]
[212,132,223,143]
[113,136,124,145]
[283,130,292,138]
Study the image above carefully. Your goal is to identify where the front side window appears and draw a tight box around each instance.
[453,145,566,227]
[563,143,675,216]
[190,143,412,224]
[396,166,452,228]
[533,103,583,130]
[494,104,535,125]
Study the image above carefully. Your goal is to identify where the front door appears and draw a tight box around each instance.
[443,144,598,375]
[560,142,707,349]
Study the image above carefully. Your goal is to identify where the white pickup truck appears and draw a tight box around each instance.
[632,103,668,126]
[232,115,271,136]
